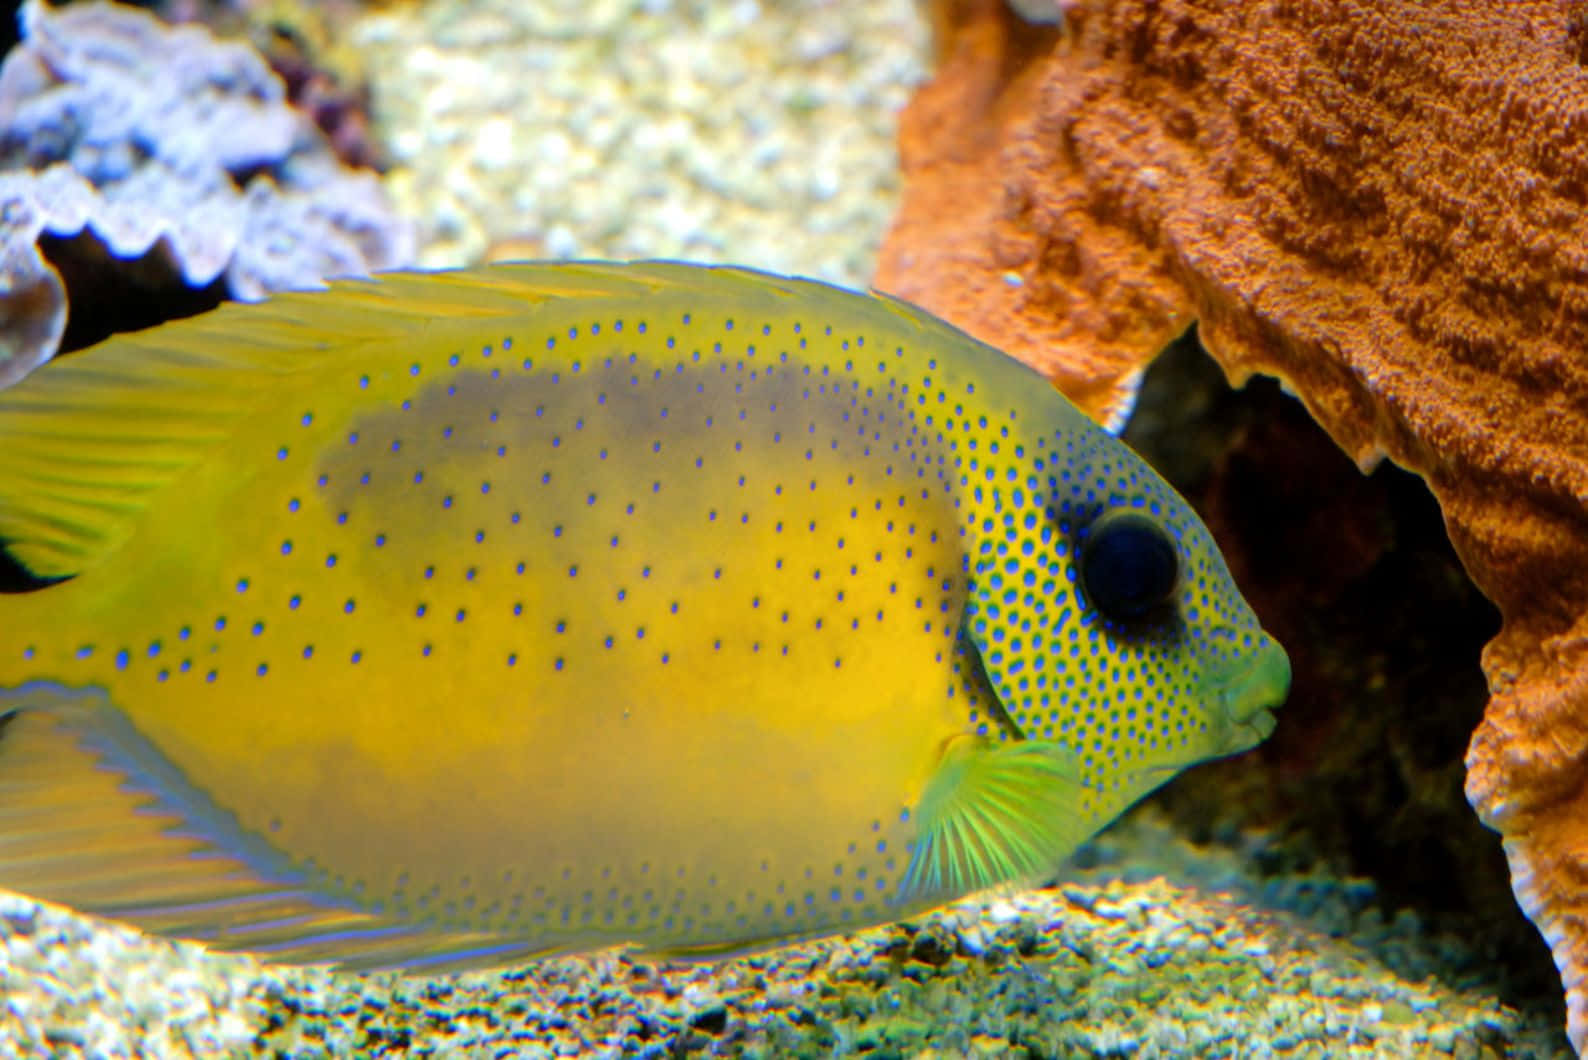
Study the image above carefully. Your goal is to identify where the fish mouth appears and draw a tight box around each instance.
[1212,635,1291,755]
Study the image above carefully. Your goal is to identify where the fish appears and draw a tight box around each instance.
[0,262,1290,972]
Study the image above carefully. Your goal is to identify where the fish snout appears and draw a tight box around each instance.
[1213,635,1291,754]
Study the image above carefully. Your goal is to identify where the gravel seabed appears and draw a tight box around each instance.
[350,0,928,285]
[3,867,1567,1058]
[0,1,1573,1056]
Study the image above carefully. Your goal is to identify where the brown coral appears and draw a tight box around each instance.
[876,0,1588,1049]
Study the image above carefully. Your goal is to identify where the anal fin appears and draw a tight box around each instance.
[0,682,558,974]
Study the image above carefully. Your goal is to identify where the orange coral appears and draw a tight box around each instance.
[877,0,1588,1048]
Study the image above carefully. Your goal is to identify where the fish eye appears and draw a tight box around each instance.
[1079,509,1179,623]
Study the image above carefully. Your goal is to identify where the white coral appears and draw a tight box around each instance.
[0,0,414,388]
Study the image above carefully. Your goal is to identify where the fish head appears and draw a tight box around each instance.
[962,412,1291,801]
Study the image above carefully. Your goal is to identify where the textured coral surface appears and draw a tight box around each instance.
[0,0,412,387]
[877,0,1588,1049]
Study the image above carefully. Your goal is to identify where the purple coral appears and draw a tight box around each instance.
[0,0,413,388]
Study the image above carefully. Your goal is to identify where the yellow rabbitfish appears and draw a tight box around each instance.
[0,263,1289,971]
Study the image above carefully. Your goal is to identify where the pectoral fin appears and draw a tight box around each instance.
[902,735,1092,902]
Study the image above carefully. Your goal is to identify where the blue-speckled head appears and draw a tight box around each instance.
[939,354,1291,829]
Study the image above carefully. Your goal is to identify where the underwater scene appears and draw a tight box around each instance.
[0,0,1583,1056]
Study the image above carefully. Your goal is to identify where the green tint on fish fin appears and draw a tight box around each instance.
[0,261,932,579]
[902,736,1092,902]
[0,267,582,578]
[0,682,556,973]
[0,300,351,579]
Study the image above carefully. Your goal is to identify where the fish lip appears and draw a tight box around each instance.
[1212,637,1291,755]
[1235,706,1279,746]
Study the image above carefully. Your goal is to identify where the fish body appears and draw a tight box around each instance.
[0,263,1288,970]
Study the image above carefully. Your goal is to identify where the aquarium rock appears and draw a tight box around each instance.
[876,1,1588,1050]
[345,0,925,286]
[0,0,412,388]
[1005,0,1066,24]
[2,875,1562,1057]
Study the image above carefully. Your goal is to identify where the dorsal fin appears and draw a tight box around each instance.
[0,262,934,579]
